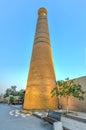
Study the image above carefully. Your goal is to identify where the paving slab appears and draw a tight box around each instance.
[61,116,86,130]
[0,104,53,130]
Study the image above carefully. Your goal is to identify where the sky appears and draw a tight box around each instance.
[0,0,86,94]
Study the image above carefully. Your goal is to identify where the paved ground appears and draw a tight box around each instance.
[61,117,86,130]
[0,104,53,130]
[0,104,86,130]
[34,110,86,130]
[61,111,86,130]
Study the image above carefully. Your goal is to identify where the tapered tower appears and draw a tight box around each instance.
[23,7,57,110]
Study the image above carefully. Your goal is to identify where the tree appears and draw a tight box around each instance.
[4,86,25,105]
[4,86,17,97]
[18,89,25,101]
[9,96,14,104]
[10,86,17,96]
[51,78,86,113]
[4,88,11,97]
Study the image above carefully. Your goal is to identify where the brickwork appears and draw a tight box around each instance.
[61,76,86,112]
[23,7,57,110]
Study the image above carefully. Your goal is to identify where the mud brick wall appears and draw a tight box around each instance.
[61,76,86,112]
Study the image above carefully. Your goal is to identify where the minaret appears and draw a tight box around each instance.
[23,7,57,111]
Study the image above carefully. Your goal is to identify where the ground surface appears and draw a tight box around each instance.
[0,104,53,130]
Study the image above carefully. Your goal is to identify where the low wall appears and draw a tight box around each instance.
[60,76,86,112]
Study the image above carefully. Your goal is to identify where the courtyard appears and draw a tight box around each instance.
[0,104,53,130]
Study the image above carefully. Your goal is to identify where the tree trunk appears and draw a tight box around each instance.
[58,96,62,109]
[66,96,69,114]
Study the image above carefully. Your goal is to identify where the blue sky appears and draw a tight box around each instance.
[0,0,86,94]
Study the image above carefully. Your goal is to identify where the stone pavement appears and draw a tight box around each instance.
[61,116,86,130]
[33,110,86,130]
[0,104,53,130]
[61,110,86,130]
[0,104,86,130]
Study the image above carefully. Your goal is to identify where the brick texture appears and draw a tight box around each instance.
[61,76,86,112]
[23,8,57,110]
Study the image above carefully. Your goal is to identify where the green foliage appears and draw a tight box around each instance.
[18,89,25,100]
[4,86,17,97]
[4,86,25,101]
[51,78,85,100]
[9,96,14,104]
[51,78,86,112]
[4,86,25,105]
[10,86,17,96]
[4,88,11,97]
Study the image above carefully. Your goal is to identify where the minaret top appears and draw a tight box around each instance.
[38,7,47,16]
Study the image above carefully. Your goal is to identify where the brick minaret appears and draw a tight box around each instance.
[23,7,57,111]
